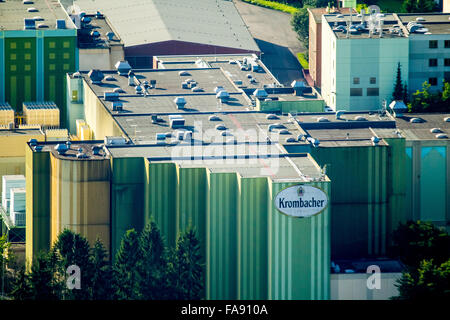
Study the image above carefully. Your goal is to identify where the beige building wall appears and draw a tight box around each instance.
[444,0,450,13]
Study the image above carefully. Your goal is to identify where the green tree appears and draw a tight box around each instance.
[402,83,409,104]
[390,221,450,269]
[408,81,437,112]
[402,0,437,13]
[394,259,450,300]
[28,251,64,300]
[113,229,142,300]
[9,267,33,300]
[291,7,310,52]
[442,81,450,103]
[138,222,168,300]
[167,229,204,300]
[90,238,113,300]
[52,229,93,300]
[0,235,11,297]
[392,62,404,101]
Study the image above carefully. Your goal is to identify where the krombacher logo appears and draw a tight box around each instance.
[274,185,328,218]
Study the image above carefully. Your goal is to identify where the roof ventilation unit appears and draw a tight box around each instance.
[37,23,49,29]
[416,17,425,22]
[90,30,100,38]
[173,97,187,109]
[88,69,104,84]
[112,101,123,112]
[105,32,115,41]
[410,117,423,123]
[24,18,36,30]
[266,114,278,120]
[285,137,296,143]
[33,16,44,21]
[371,136,380,146]
[430,128,442,133]
[444,117,450,122]
[34,145,43,152]
[56,19,66,29]
[436,133,448,139]
[216,90,230,101]
[115,61,131,76]
[209,115,221,121]
[317,117,329,122]
[104,75,115,81]
[55,144,68,155]
[311,138,320,147]
[169,115,185,129]
[128,71,136,86]
[156,133,166,141]
[253,88,268,100]
[104,136,127,145]
[214,86,225,94]
[179,71,190,76]
[135,85,143,94]
[27,7,38,12]
[113,87,125,93]
[23,0,34,4]
[184,131,193,141]
[336,110,345,120]
[291,80,307,96]
[92,146,102,156]
[104,91,119,101]
[279,129,290,135]
[215,124,227,131]
[28,139,38,147]
[81,16,91,24]
[76,153,88,159]
[354,116,367,121]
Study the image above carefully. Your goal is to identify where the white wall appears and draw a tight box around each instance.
[330,273,401,300]
[79,49,113,71]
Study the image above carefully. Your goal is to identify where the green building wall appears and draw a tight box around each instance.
[25,146,51,267]
[110,157,145,256]
[310,145,390,259]
[268,180,330,300]
[256,99,325,113]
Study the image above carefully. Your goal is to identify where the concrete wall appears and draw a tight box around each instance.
[408,34,450,93]
[330,272,401,300]
[444,0,450,12]
[321,18,409,111]
[309,11,322,87]
[78,46,125,71]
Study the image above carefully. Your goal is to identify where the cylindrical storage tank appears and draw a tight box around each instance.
[268,180,331,300]
[49,152,111,253]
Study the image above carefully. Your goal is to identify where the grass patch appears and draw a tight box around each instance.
[241,0,299,15]
[297,52,309,69]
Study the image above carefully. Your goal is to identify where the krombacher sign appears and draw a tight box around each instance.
[274,185,328,218]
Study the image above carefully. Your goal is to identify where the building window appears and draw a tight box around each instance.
[10,42,16,49]
[63,64,70,70]
[445,58,450,67]
[429,59,438,67]
[350,88,363,96]
[367,88,379,96]
[63,52,70,59]
[49,41,56,49]
[24,53,31,60]
[10,65,16,71]
[24,42,31,49]
[445,40,450,48]
[429,77,438,86]
[63,41,70,48]
[49,53,55,59]
[429,40,438,49]
[353,77,360,85]
[49,64,56,71]
[10,54,16,60]
[25,65,31,71]
[445,72,450,83]
[370,77,376,84]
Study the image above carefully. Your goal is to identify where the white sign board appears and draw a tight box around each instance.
[274,185,328,218]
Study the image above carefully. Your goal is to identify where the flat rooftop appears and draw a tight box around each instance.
[0,128,42,136]
[77,14,123,49]
[28,140,109,161]
[308,7,355,24]
[0,0,75,31]
[397,13,450,35]
[324,13,407,39]
[394,113,450,140]
[155,54,280,89]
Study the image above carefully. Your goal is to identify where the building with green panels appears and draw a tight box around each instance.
[0,0,77,123]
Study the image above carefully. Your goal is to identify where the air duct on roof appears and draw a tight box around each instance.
[24,18,36,30]
[104,91,119,101]
[56,19,66,29]
[55,144,68,155]
[169,115,185,129]
[115,61,131,76]
[88,69,104,84]
[216,90,230,101]
[173,97,186,109]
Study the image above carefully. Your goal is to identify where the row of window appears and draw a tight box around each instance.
[350,88,380,96]
[353,77,377,85]
[9,41,71,49]
[429,40,450,49]
[9,64,71,72]
[428,58,450,67]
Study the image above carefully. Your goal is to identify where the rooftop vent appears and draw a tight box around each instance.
[135,85,143,94]
[317,117,329,122]
[56,19,66,29]
[336,14,344,18]
[90,30,100,38]
[416,17,425,22]
[104,136,127,146]
[216,90,230,101]
[104,75,115,81]
[436,133,448,139]
[179,71,190,76]
[228,60,236,64]
[112,101,123,112]
[27,7,38,12]
[285,137,297,143]
[128,71,136,86]
[311,138,320,147]
[115,61,131,76]
[76,153,88,159]
[410,117,423,123]
[88,69,104,84]
[430,128,442,133]
[24,18,36,30]
[444,117,450,122]
[55,144,68,155]
[371,136,380,146]
[92,146,102,156]
[253,88,268,100]
[221,131,232,137]
[81,16,91,24]
[23,0,34,4]
[33,16,43,21]
[37,23,49,29]
[28,139,38,147]
[104,91,119,101]
[173,97,187,109]
[156,133,166,142]
[354,116,367,121]
[336,110,345,120]
[72,71,82,78]
[113,87,125,93]
[169,115,185,129]
[214,86,224,94]
[279,129,290,135]
[266,114,278,120]
[215,124,227,131]
[106,32,115,41]
[34,145,43,152]
[209,115,221,121]
[191,87,203,92]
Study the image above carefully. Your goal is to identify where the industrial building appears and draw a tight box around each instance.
[65,0,261,68]
[319,10,450,111]
[0,0,78,117]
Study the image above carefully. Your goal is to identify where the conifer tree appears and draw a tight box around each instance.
[393,63,404,101]
[90,238,113,300]
[10,267,33,300]
[28,251,63,300]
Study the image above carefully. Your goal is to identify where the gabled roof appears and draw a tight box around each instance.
[72,0,260,51]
